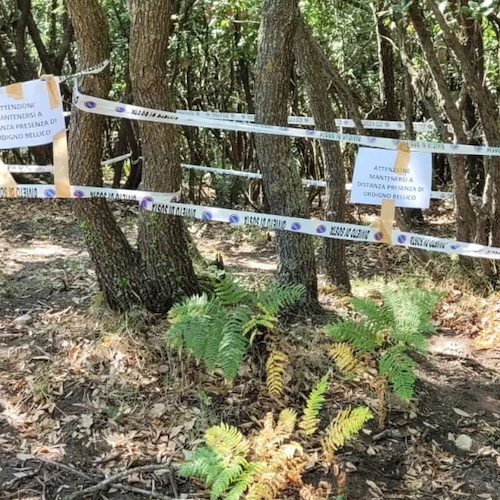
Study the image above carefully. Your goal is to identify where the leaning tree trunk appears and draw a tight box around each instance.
[254,0,319,311]
[295,18,351,292]
[129,0,198,312]
[66,0,148,311]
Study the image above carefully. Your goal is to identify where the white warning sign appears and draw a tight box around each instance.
[350,147,432,209]
[0,79,65,150]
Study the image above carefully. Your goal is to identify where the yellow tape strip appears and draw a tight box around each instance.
[370,198,395,244]
[6,82,23,100]
[41,75,61,109]
[0,159,18,198]
[53,130,71,198]
[394,141,411,174]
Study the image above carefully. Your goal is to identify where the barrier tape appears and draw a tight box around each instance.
[59,60,110,82]
[176,110,438,133]
[142,199,500,260]
[5,161,454,201]
[0,184,178,204]
[1,180,498,260]
[73,88,500,157]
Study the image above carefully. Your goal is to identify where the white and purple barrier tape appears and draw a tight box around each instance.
[59,59,439,133]
[0,184,178,204]
[1,182,497,261]
[6,161,454,201]
[142,199,500,261]
[73,88,500,158]
[176,110,438,133]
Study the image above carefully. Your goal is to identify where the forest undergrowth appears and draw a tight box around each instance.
[1,199,500,500]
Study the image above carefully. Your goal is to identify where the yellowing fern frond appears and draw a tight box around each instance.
[329,343,365,378]
[299,375,329,436]
[321,406,373,460]
[266,349,289,397]
[300,482,332,500]
[205,423,249,461]
[276,408,297,437]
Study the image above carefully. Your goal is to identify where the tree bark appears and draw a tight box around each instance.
[254,0,319,311]
[66,0,148,310]
[129,0,199,312]
[408,1,477,244]
[295,18,351,292]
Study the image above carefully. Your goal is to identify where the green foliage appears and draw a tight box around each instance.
[179,424,258,500]
[166,274,305,381]
[180,397,371,500]
[325,287,442,401]
[322,406,373,460]
[299,374,329,435]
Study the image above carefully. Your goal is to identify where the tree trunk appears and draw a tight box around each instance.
[371,0,397,124]
[129,0,199,312]
[295,18,351,292]
[408,1,477,244]
[66,0,148,310]
[254,0,319,311]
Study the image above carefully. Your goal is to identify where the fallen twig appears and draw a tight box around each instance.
[33,456,96,482]
[110,483,176,499]
[65,464,170,500]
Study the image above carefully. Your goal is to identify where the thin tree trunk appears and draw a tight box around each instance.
[254,0,319,311]
[295,18,351,292]
[129,0,199,312]
[66,0,148,310]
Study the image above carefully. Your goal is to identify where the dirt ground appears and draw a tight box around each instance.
[1,199,500,500]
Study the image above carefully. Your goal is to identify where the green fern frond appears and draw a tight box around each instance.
[178,446,222,485]
[218,309,250,380]
[379,348,416,401]
[242,314,277,342]
[224,463,263,500]
[325,319,379,353]
[322,406,372,459]
[215,276,249,306]
[169,293,212,321]
[257,283,306,317]
[210,463,246,499]
[205,424,249,459]
[350,297,393,332]
[299,375,329,435]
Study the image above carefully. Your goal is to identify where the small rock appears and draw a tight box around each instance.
[455,434,473,451]
[158,365,169,374]
[80,414,94,429]
[12,313,32,326]
[149,403,167,419]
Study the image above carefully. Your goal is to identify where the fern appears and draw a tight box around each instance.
[166,278,304,382]
[322,406,373,460]
[379,347,416,401]
[215,278,249,306]
[325,320,380,354]
[210,463,246,499]
[350,297,393,332]
[329,343,365,378]
[224,463,262,500]
[276,408,297,438]
[324,287,441,413]
[256,284,306,317]
[299,375,329,435]
[218,308,250,380]
[266,350,289,397]
[178,446,222,485]
[205,424,249,460]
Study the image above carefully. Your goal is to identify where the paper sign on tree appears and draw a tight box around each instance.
[0,78,69,198]
[350,147,432,209]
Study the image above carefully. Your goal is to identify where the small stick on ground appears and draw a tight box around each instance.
[65,464,171,500]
